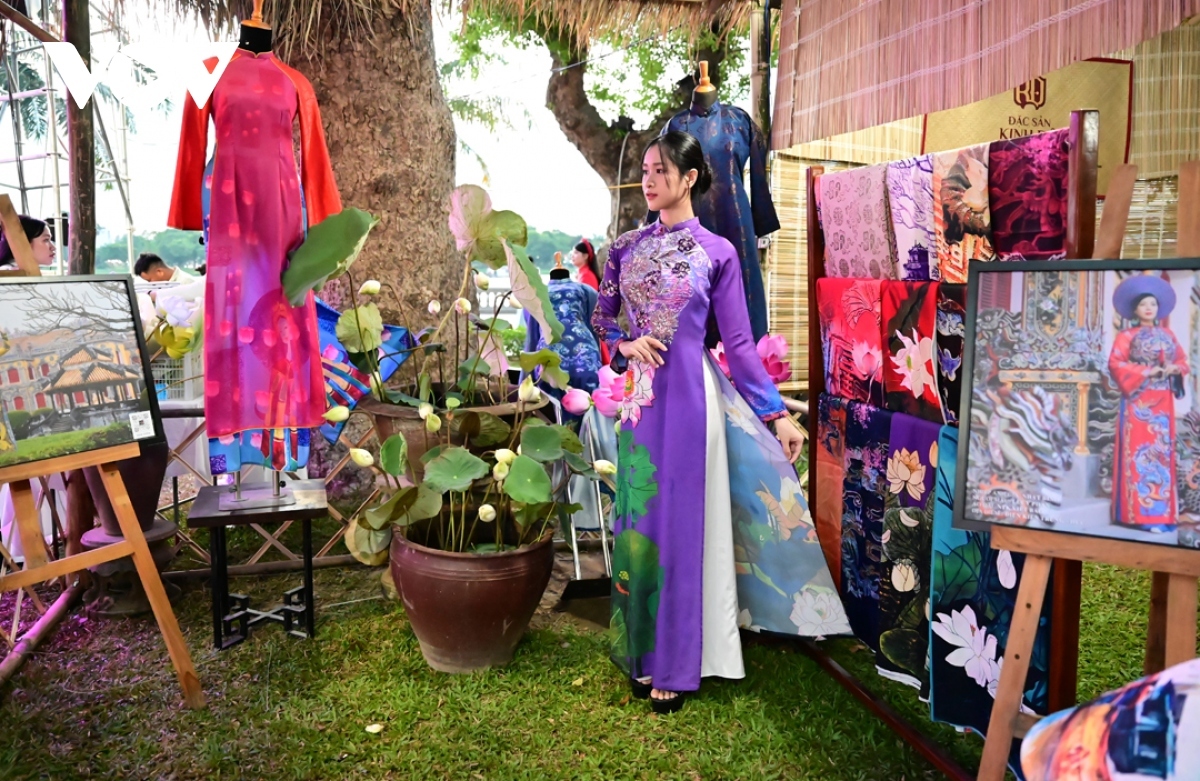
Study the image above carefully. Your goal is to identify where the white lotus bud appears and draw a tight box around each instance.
[478,504,497,523]
[358,280,381,296]
[349,448,374,468]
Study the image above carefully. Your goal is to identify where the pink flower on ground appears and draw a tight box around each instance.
[562,387,593,415]
[709,343,733,379]
[591,366,621,418]
[757,334,792,384]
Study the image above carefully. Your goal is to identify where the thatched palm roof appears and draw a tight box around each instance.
[159,0,748,56]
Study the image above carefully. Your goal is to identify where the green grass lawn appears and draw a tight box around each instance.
[0,422,132,468]
[0,554,1180,780]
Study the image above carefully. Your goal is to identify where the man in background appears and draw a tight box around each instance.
[134,252,194,283]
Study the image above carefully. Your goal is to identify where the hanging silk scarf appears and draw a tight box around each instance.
[875,412,940,691]
[882,280,942,423]
[988,129,1070,261]
[929,427,1051,780]
[1021,657,1200,781]
[936,285,967,425]
[815,394,847,591]
[842,401,892,652]
[933,144,995,283]
[886,155,937,281]
[817,278,884,406]
[818,165,896,279]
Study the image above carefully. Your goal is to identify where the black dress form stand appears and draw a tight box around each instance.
[216,0,296,512]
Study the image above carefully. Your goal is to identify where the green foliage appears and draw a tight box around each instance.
[522,227,603,271]
[281,208,380,306]
[379,435,408,478]
[445,6,751,129]
[500,325,527,360]
[502,454,553,504]
[423,448,490,493]
[7,410,32,440]
[95,229,206,272]
[335,304,384,353]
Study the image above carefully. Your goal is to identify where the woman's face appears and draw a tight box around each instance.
[570,249,587,269]
[1136,295,1159,323]
[642,145,692,212]
[30,227,55,267]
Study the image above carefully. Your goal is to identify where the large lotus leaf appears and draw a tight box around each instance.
[346,517,390,567]
[363,488,413,530]
[505,242,564,344]
[422,447,489,494]
[517,348,570,390]
[520,425,563,463]
[934,539,981,606]
[502,454,552,504]
[879,628,929,686]
[282,208,379,306]
[336,304,383,353]
[448,185,490,255]
[562,450,598,479]
[379,435,409,478]
[472,210,527,267]
[396,483,443,526]
[552,424,583,455]
[471,412,512,448]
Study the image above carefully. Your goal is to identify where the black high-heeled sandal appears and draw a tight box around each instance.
[630,678,652,699]
[650,690,686,714]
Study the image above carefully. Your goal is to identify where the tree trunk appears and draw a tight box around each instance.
[543,37,726,240]
[62,0,94,275]
[291,3,458,332]
[544,43,667,240]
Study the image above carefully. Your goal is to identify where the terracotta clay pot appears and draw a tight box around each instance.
[83,440,169,536]
[389,521,555,673]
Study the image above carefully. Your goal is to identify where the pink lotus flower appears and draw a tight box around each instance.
[709,343,732,379]
[851,341,883,382]
[591,366,621,417]
[611,362,656,427]
[757,334,791,384]
[562,387,593,415]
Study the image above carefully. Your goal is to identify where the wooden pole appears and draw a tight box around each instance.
[62,0,95,275]
[749,1,771,138]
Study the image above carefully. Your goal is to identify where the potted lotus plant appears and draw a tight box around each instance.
[285,185,608,673]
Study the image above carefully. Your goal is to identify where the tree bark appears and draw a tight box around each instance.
[543,40,673,240]
[290,3,458,332]
[542,35,726,240]
[62,0,94,275]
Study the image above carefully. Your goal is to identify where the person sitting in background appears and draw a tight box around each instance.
[0,215,56,270]
[134,252,193,283]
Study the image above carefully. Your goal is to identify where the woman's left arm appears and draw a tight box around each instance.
[710,248,804,460]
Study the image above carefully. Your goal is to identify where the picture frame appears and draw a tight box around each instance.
[0,275,164,470]
[954,258,1200,548]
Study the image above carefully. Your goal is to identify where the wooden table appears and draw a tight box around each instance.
[187,479,328,650]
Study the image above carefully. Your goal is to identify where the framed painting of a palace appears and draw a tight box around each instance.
[0,276,163,468]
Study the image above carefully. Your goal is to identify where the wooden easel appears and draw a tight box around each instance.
[0,194,204,707]
[0,446,204,707]
[976,161,1199,780]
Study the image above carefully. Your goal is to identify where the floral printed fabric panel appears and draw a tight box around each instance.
[929,427,1051,780]
[876,413,940,692]
[936,284,967,425]
[817,277,885,406]
[1021,657,1200,781]
[818,165,897,279]
[887,155,937,280]
[724,375,850,637]
[933,144,995,283]
[988,129,1070,261]
[882,280,943,423]
[816,394,848,591]
[841,401,893,652]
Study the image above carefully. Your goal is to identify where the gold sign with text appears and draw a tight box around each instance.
[923,59,1132,196]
